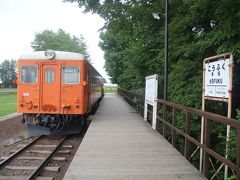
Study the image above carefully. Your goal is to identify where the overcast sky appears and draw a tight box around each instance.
[0,0,109,80]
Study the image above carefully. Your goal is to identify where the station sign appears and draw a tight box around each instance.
[204,53,233,100]
[201,53,233,177]
[145,75,158,105]
[144,74,158,130]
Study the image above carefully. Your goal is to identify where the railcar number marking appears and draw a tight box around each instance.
[23,93,30,96]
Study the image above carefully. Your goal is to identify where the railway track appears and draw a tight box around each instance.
[0,135,72,180]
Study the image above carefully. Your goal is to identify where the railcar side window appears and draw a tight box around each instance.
[62,66,80,84]
[45,69,54,83]
[21,66,37,83]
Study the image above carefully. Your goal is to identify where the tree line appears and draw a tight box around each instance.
[0,60,17,88]
[0,29,89,88]
[65,0,240,107]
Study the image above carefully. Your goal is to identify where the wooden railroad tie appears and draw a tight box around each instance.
[5,166,60,172]
[16,156,67,161]
[57,150,71,154]
[0,176,53,180]
[17,144,73,148]
[62,145,73,149]
[26,150,52,154]
[1,156,66,161]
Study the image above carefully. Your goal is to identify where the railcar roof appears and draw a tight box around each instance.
[19,51,85,60]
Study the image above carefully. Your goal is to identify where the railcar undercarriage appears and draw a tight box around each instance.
[22,113,87,135]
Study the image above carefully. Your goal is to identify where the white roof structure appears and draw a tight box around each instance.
[19,50,85,60]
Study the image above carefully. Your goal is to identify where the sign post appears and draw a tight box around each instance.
[200,53,233,179]
[144,74,158,130]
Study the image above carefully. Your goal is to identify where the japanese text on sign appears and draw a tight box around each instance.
[145,74,158,105]
[204,58,230,98]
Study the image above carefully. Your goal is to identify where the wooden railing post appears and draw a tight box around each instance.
[236,129,240,180]
[203,118,210,178]
[172,107,176,147]
[163,103,167,137]
[119,90,240,178]
[184,112,190,159]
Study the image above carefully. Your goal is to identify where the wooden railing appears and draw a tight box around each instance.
[118,88,145,115]
[118,88,240,180]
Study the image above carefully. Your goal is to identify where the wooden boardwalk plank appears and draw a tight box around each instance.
[64,94,206,180]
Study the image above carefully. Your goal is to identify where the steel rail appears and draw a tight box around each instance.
[27,135,68,180]
[0,135,43,168]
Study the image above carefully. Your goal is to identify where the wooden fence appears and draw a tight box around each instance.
[118,88,240,180]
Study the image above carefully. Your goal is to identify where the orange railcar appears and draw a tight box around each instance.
[17,50,104,134]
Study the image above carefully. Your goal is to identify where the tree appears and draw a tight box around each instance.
[31,29,90,60]
[65,0,240,102]
[0,60,17,88]
[65,0,240,178]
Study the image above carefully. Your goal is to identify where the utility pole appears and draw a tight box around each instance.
[163,0,168,101]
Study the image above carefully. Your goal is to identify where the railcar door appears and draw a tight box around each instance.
[40,64,60,113]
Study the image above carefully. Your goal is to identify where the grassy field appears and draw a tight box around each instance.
[104,86,118,93]
[0,87,116,117]
[0,92,17,117]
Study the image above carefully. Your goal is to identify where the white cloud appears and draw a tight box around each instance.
[0,0,109,80]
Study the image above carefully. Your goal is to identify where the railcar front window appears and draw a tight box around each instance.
[62,66,80,84]
[45,69,54,84]
[21,66,37,83]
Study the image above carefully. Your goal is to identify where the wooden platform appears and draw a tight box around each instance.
[64,94,206,180]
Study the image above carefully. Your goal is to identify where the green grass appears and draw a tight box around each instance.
[104,86,118,93]
[0,92,17,117]
[0,87,117,117]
